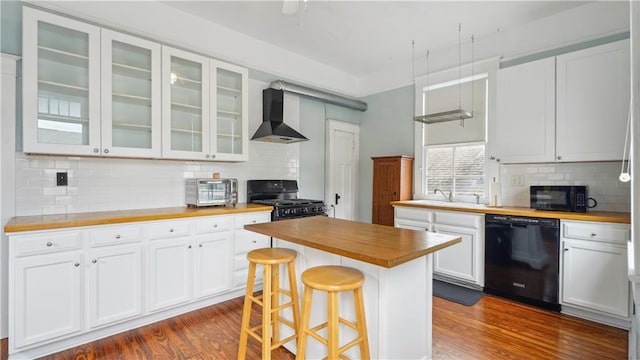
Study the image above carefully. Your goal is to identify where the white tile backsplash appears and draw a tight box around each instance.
[500,162,630,212]
[14,139,300,216]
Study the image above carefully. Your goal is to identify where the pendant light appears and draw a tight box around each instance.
[414,24,474,125]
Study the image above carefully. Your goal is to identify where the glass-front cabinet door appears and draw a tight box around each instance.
[101,30,161,158]
[162,46,210,160]
[22,7,101,155]
[211,60,248,161]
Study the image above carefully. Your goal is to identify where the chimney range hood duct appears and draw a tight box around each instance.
[251,81,368,144]
[269,80,368,112]
[252,88,309,144]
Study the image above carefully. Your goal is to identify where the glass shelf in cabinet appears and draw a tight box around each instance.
[171,102,202,112]
[111,122,152,131]
[39,80,89,96]
[112,62,152,80]
[217,85,241,95]
[217,109,241,117]
[112,92,152,106]
[38,113,89,124]
[38,46,88,67]
[39,22,89,56]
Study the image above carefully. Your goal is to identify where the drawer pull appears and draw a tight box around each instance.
[252,240,257,244]
[46,242,53,247]
[590,233,597,237]
[214,224,218,228]
[74,262,80,267]
[188,245,192,249]
[199,244,203,247]
[92,259,97,264]
[169,228,174,233]
[252,220,257,223]
[115,234,121,239]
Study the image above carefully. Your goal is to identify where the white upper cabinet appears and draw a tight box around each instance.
[23,8,250,162]
[493,39,630,163]
[211,60,249,161]
[100,30,162,158]
[494,57,556,163]
[556,40,630,162]
[22,7,101,155]
[161,46,211,160]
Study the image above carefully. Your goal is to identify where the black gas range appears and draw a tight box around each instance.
[247,180,327,221]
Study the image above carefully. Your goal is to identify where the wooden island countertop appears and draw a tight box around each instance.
[244,216,461,268]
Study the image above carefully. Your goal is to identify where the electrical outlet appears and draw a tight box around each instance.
[56,172,68,186]
[510,175,524,187]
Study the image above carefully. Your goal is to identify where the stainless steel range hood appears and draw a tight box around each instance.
[251,88,309,144]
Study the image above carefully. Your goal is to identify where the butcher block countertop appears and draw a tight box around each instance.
[391,200,630,224]
[244,216,461,268]
[4,203,273,233]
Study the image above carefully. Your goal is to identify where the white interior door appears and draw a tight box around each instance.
[326,120,359,220]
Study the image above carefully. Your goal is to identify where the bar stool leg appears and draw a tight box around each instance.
[327,291,339,360]
[271,264,280,346]
[287,260,301,337]
[262,264,272,360]
[354,286,370,360]
[296,286,313,360]
[238,262,257,360]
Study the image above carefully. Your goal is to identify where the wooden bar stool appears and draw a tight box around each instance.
[238,248,300,360]
[296,265,370,360]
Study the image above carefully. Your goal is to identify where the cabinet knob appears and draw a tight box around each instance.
[213,224,218,228]
[252,220,256,223]
[74,262,80,267]
[557,156,562,160]
[590,233,597,237]
[115,234,121,239]
[564,248,569,252]
[46,242,53,247]
[205,154,210,158]
[104,148,109,154]
[169,228,174,233]
[188,245,192,249]
[212,154,216,159]
[199,244,203,248]
[92,259,97,264]
[252,240,257,244]
[93,148,99,153]
[489,155,495,160]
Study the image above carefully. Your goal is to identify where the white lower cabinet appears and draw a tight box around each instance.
[8,210,270,359]
[148,237,193,312]
[432,211,484,288]
[232,212,271,287]
[13,252,83,349]
[87,245,143,329]
[394,206,484,288]
[560,220,631,328]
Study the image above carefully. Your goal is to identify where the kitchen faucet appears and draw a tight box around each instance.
[434,188,452,202]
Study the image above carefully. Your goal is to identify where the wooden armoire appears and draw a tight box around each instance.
[371,155,414,226]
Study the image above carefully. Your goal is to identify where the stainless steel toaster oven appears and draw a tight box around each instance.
[186,178,238,207]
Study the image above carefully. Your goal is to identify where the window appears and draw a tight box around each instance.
[425,142,485,197]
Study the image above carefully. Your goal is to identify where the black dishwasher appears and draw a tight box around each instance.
[484,214,560,311]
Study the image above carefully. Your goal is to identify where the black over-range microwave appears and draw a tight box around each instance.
[530,185,588,212]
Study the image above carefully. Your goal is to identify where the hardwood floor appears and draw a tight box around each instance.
[0,294,628,359]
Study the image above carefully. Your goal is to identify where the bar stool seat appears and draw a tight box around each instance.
[296,265,370,360]
[238,248,300,360]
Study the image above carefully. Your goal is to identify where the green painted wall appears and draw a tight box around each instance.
[298,97,360,201]
[357,85,414,223]
[1,1,21,56]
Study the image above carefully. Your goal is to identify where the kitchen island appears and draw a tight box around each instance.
[244,216,461,360]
